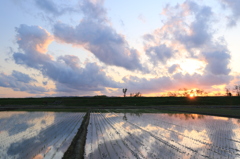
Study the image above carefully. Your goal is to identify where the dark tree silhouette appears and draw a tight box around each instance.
[134,92,141,97]
[123,88,127,97]
[130,92,141,97]
[234,85,240,96]
[226,88,232,96]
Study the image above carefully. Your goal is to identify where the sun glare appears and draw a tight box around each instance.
[180,59,205,74]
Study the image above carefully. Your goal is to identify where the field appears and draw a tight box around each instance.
[0,112,85,159]
[1,97,240,158]
[85,111,240,159]
[1,111,240,159]
[1,96,240,118]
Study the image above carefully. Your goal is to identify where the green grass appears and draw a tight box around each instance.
[1,96,240,106]
[1,96,240,118]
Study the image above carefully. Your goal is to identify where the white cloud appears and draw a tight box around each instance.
[1,0,238,96]
[53,0,146,72]
[220,0,240,26]
[0,71,47,94]
[13,24,121,94]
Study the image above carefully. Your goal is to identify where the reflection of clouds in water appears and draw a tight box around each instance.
[86,113,146,159]
[86,112,240,159]
[232,118,240,128]
[0,112,49,137]
[32,146,64,159]
[1,112,84,159]
[105,113,116,118]
[212,116,229,121]
[8,122,33,136]
[26,112,55,132]
[32,154,44,159]
[0,111,27,119]
[168,113,205,121]
[2,112,55,158]
[203,118,237,158]
[134,113,240,158]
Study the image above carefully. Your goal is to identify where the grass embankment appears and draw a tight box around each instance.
[0,96,240,106]
[1,96,240,118]
[63,111,90,159]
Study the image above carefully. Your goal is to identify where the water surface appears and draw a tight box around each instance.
[0,111,85,159]
[85,112,240,159]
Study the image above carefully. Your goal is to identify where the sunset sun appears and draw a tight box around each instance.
[189,94,195,98]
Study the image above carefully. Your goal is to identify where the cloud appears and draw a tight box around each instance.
[123,75,173,94]
[173,72,232,88]
[142,34,155,42]
[176,2,213,49]
[203,50,231,75]
[35,0,60,15]
[34,0,79,17]
[6,0,236,96]
[12,70,36,83]
[15,24,53,54]
[13,24,53,69]
[13,24,121,93]
[220,0,240,26]
[42,81,48,85]
[123,72,232,95]
[0,71,47,94]
[199,73,232,86]
[53,0,145,72]
[144,1,214,59]
[146,44,175,64]
[43,60,121,92]
[168,64,180,74]
[57,55,81,69]
[155,1,213,52]
[179,2,231,78]
[80,0,106,22]
[140,1,232,93]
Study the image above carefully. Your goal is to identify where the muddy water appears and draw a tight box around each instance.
[0,111,85,159]
[85,112,240,159]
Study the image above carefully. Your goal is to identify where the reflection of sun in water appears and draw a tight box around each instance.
[180,59,205,74]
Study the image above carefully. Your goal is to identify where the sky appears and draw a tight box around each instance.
[0,0,240,97]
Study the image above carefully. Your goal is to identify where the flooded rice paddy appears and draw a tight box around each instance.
[85,112,240,159]
[1,111,240,159]
[0,112,85,159]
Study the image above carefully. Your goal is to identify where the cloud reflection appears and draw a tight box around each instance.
[85,112,240,159]
[0,112,84,159]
